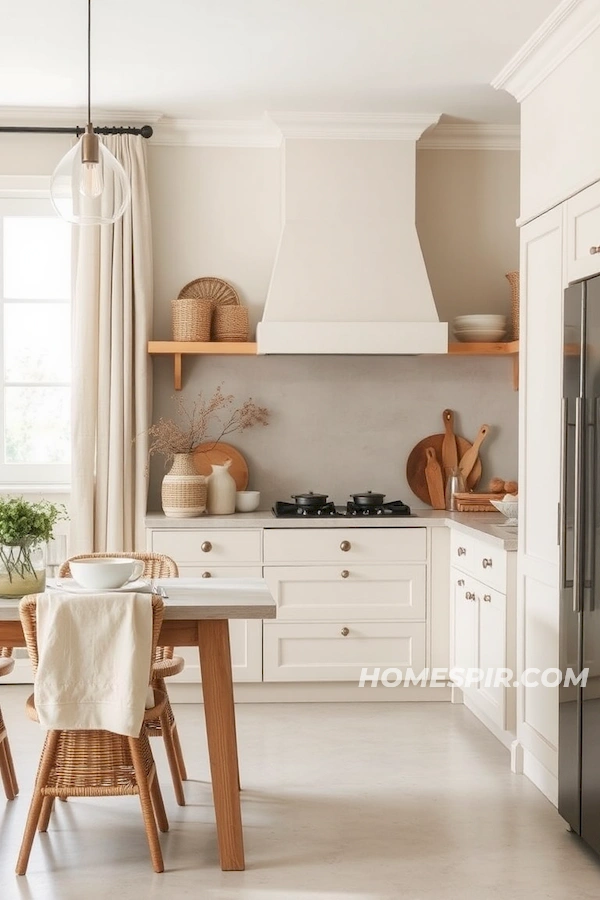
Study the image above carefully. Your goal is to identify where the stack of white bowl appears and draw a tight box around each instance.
[453,314,507,342]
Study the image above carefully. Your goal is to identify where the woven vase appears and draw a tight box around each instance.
[505,271,520,340]
[161,453,207,518]
[212,306,249,342]
[171,298,213,341]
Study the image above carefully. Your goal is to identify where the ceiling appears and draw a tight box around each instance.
[0,0,559,123]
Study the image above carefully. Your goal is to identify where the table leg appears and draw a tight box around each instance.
[197,619,245,871]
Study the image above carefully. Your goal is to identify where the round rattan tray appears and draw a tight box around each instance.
[178,277,240,306]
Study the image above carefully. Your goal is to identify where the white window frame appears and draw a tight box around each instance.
[0,176,71,489]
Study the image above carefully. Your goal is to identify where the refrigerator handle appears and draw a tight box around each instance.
[573,396,584,614]
[559,398,568,578]
[589,398,599,613]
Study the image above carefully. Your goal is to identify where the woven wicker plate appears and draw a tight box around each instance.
[178,277,240,306]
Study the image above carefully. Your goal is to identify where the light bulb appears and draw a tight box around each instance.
[79,161,104,198]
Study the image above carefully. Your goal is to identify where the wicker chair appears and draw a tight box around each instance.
[0,647,18,800]
[57,552,188,806]
[16,593,168,875]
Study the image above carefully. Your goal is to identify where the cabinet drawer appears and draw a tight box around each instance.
[150,529,262,565]
[263,527,426,564]
[264,565,426,621]
[450,531,506,593]
[566,181,600,282]
[263,621,426,682]
[166,620,263,684]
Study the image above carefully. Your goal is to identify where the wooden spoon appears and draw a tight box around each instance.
[441,409,458,474]
[424,447,445,510]
[459,424,490,480]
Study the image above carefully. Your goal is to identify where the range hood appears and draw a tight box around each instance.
[257,114,448,355]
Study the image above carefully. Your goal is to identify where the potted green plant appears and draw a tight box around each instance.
[0,498,68,598]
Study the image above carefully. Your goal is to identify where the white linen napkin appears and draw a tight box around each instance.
[33,592,153,738]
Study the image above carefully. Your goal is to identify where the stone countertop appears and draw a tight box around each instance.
[145,509,518,551]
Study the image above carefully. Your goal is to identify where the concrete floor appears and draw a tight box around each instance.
[1,687,599,900]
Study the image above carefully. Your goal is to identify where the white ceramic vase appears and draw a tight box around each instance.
[161,453,207,518]
[207,461,237,515]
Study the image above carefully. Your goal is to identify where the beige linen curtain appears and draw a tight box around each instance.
[70,135,153,553]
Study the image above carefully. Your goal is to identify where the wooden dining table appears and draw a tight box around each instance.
[0,577,276,872]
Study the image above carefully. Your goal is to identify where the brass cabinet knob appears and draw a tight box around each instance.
[482,558,492,569]
[341,569,349,578]
[341,626,350,636]
[465,591,476,601]
[202,571,212,578]
[457,579,465,587]
[590,246,600,255]
[201,541,212,553]
[483,594,492,602]
[457,547,466,556]
[340,540,351,552]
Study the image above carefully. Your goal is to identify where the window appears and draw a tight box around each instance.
[0,185,71,486]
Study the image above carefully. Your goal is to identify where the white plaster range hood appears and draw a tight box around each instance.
[257,113,448,355]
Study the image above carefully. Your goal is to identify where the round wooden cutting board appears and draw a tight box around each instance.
[192,441,249,490]
[406,434,482,506]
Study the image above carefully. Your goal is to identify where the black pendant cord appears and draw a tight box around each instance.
[87,0,92,125]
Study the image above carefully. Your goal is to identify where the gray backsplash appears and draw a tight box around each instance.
[148,352,518,512]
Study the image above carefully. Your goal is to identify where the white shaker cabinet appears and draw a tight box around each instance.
[516,206,564,801]
[566,180,600,284]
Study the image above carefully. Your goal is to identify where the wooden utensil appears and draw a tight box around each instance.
[192,441,249,490]
[406,433,482,505]
[459,424,490,480]
[424,447,445,510]
[441,409,458,474]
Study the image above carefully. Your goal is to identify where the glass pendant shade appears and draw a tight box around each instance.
[50,136,131,225]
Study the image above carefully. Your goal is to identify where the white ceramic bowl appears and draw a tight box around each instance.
[70,558,145,590]
[490,500,518,524]
[235,491,261,512]
[454,328,507,342]
[454,314,507,326]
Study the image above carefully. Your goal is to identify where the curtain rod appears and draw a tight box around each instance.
[0,125,153,138]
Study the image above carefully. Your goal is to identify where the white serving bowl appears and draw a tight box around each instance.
[490,500,518,525]
[70,558,145,590]
[454,328,507,342]
[454,314,507,327]
[235,491,261,512]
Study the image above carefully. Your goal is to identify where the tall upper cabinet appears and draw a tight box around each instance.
[493,0,600,805]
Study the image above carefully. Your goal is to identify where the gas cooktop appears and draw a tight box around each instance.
[272,498,413,518]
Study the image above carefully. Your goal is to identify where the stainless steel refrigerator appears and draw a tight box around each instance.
[559,273,600,852]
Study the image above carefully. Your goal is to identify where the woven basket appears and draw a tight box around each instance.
[505,271,520,340]
[178,277,240,306]
[212,306,249,342]
[171,297,212,342]
[161,454,207,517]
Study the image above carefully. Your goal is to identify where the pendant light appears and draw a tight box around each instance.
[50,0,131,224]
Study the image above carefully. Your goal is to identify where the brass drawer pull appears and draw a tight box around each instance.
[457,579,465,587]
[457,547,466,556]
[465,591,476,601]
[201,541,212,553]
[483,594,492,602]
[482,558,492,569]
[341,627,350,636]
[590,246,600,255]
[202,571,211,578]
[341,569,349,578]
[340,540,351,552]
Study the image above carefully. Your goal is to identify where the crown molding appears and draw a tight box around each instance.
[492,0,600,101]
[268,111,441,141]
[151,116,282,148]
[0,106,163,127]
[418,124,520,150]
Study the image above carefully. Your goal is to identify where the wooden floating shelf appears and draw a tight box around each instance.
[148,341,258,390]
[148,340,523,390]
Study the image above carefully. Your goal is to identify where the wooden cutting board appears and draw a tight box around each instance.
[192,441,249,490]
[406,434,482,506]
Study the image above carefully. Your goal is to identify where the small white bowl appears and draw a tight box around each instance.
[490,500,518,525]
[70,558,145,590]
[235,491,261,512]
